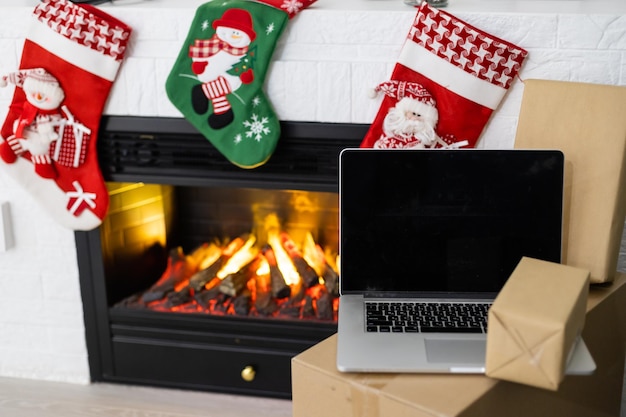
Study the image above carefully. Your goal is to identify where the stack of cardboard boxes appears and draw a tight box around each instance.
[291,80,626,417]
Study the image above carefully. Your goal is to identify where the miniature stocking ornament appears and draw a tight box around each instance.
[166,0,316,169]
[361,3,528,149]
[0,0,131,230]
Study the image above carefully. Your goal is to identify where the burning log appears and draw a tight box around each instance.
[302,233,339,296]
[193,285,221,309]
[213,293,232,314]
[219,258,259,297]
[289,278,306,304]
[279,304,301,318]
[254,280,278,316]
[142,247,194,303]
[302,295,315,318]
[320,264,339,297]
[115,293,145,309]
[316,291,334,320]
[261,245,290,299]
[188,237,246,291]
[166,287,192,307]
[281,233,319,288]
[188,259,224,291]
[233,290,252,316]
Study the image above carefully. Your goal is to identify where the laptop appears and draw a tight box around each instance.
[336,148,595,374]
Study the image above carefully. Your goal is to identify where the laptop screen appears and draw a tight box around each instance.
[339,149,564,296]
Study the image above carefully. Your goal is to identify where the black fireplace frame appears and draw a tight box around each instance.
[76,116,367,398]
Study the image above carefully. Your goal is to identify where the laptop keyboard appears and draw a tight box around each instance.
[365,301,491,333]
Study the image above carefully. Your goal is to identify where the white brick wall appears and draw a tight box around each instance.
[0,0,625,384]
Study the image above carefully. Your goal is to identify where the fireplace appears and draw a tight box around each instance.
[75,116,367,398]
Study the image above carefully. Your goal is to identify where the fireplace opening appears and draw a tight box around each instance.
[106,183,340,322]
[76,116,367,398]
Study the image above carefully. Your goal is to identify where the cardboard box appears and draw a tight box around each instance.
[292,274,626,417]
[514,79,626,284]
[485,257,590,390]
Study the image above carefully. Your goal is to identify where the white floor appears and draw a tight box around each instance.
[0,373,623,417]
[0,377,292,417]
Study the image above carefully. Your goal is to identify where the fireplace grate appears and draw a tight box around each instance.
[98,117,367,192]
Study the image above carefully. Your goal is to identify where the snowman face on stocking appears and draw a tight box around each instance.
[23,74,65,111]
[216,25,253,48]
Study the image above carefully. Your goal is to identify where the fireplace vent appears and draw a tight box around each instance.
[98,117,368,191]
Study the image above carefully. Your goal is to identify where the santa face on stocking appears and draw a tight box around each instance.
[0,68,65,179]
[189,8,257,130]
[372,80,440,150]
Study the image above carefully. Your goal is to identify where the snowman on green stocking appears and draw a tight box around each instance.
[189,8,257,130]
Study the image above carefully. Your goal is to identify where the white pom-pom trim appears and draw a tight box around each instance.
[0,77,7,88]
[368,88,379,99]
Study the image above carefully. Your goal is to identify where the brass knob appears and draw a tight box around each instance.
[241,365,256,382]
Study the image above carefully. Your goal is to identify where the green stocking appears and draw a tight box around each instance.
[166,0,311,168]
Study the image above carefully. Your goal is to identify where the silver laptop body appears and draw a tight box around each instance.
[336,148,594,374]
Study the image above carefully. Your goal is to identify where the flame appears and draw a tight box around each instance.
[333,253,340,275]
[265,213,300,286]
[198,242,223,270]
[216,235,258,279]
[268,233,300,286]
[256,258,270,276]
[302,232,326,281]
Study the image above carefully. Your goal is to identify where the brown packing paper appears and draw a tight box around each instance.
[514,79,626,283]
[292,274,626,416]
[485,257,590,391]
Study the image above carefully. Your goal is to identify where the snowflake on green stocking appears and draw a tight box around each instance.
[244,113,271,141]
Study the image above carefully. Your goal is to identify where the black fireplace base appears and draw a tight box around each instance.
[108,309,335,398]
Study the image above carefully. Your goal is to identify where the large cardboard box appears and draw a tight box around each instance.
[485,257,590,390]
[292,274,626,417]
[514,79,626,283]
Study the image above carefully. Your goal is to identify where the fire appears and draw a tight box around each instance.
[117,212,340,322]
[268,234,300,286]
[216,235,258,279]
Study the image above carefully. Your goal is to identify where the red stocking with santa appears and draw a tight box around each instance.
[0,0,131,230]
[361,3,528,149]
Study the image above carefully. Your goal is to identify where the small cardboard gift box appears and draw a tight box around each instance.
[485,257,590,390]
[514,79,626,283]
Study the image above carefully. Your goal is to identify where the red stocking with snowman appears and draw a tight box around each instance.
[0,0,131,230]
[0,69,66,179]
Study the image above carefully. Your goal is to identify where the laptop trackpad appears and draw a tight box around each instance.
[425,339,486,364]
